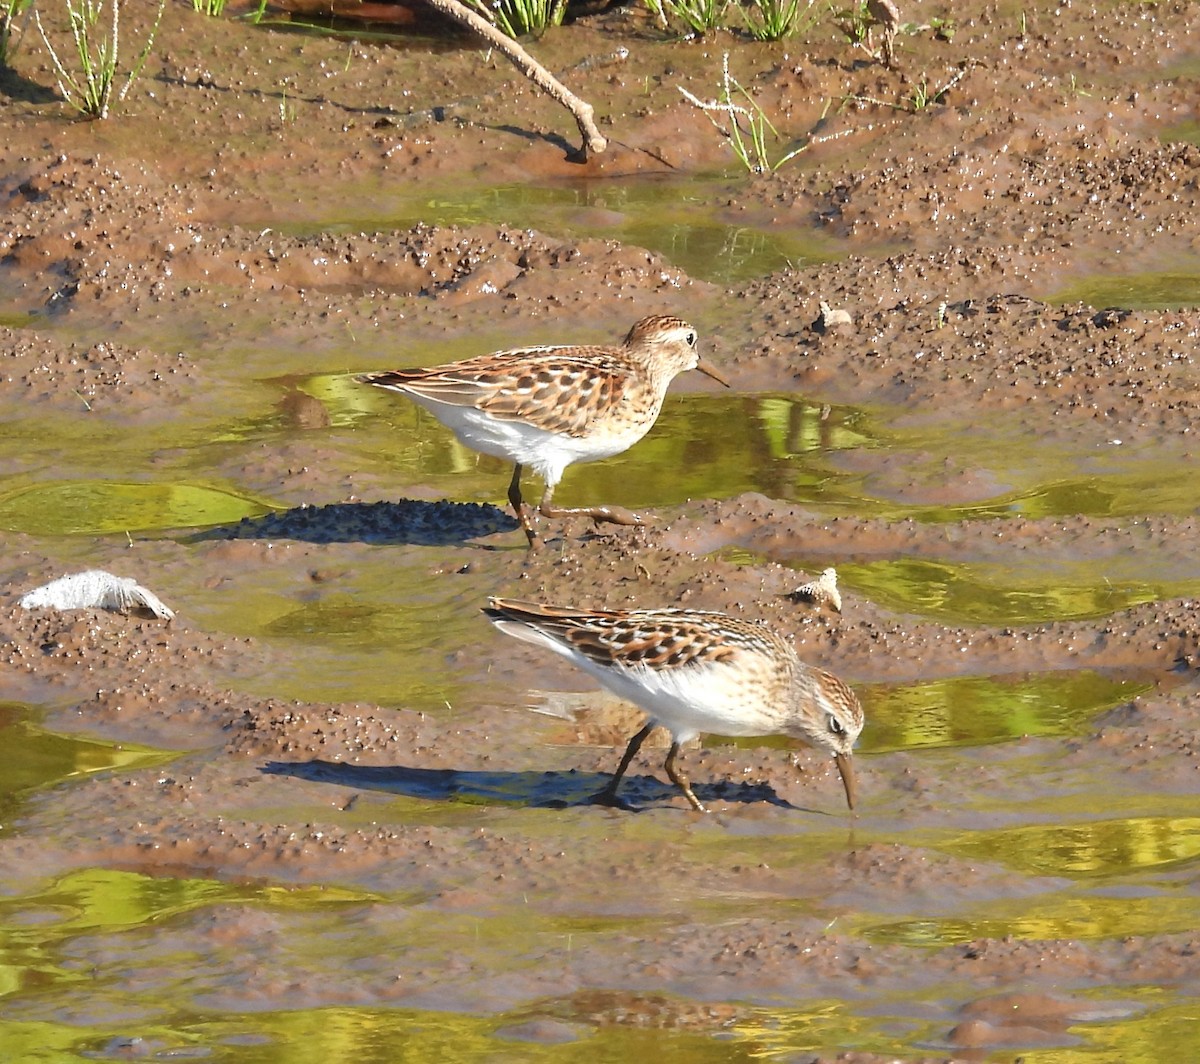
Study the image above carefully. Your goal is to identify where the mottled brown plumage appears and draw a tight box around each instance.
[484,597,864,812]
[357,316,728,546]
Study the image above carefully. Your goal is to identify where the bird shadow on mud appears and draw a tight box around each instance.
[190,499,519,547]
[261,758,794,810]
[0,66,60,105]
[489,124,584,161]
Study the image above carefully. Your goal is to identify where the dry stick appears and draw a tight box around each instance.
[421,0,607,159]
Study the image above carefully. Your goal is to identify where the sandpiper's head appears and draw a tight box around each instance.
[623,315,729,387]
[786,667,864,810]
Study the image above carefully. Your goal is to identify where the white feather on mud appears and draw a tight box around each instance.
[790,567,842,613]
[19,570,175,620]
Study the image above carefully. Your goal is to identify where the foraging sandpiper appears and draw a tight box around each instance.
[357,315,728,545]
[484,597,863,811]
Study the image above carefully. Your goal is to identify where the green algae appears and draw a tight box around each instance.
[826,556,1195,626]
[859,671,1151,753]
[275,177,841,286]
[0,703,176,835]
[863,891,1200,946]
[941,814,1200,880]
[1050,269,1200,311]
[0,481,273,536]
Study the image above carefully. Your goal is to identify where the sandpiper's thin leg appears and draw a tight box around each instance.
[664,742,706,813]
[538,482,643,529]
[507,463,524,514]
[591,721,655,806]
[507,464,537,546]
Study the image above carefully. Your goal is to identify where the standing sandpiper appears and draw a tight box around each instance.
[483,597,863,812]
[356,315,728,546]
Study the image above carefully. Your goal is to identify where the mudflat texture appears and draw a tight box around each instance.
[1,0,1199,1060]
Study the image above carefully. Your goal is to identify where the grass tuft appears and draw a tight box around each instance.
[462,0,567,38]
[741,0,821,41]
[34,0,165,120]
[645,0,730,36]
[680,53,837,173]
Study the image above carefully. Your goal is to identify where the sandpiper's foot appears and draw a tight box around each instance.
[665,743,709,813]
[482,600,864,816]
[540,502,644,528]
[584,789,638,811]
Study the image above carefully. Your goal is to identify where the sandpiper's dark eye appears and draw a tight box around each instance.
[828,714,844,735]
[686,330,697,347]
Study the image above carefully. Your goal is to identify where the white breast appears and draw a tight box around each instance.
[409,393,650,485]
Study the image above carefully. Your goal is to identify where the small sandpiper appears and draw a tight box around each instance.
[484,597,863,812]
[356,315,728,546]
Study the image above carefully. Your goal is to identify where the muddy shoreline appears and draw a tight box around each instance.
[2,0,1200,1059]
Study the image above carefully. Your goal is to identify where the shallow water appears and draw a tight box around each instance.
[0,704,175,835]
[3,353,1195,1062]
[1051,266,1200,311]
[4,381,1190,720]
[8,386,1199,535]
[268,175,841,286]
[4,5,1200,1058]
[861,670,1151,751]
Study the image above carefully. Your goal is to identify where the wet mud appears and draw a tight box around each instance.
[2,0,1200,1060]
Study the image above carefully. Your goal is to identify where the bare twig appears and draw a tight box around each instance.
[680,57,868,172]
[422,0,607,159]
[866,0,901,67]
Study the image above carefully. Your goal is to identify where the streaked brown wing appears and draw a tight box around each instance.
[474,353,631,437]
[566,614,740,670]
[486,598,745,671]
[357,366,486,405]
[361,352,632,437]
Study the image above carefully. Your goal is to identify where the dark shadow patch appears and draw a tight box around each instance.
[489,124,592,164]
[261,758,791,810]
[191,498,518,546]
[0,66,59,106]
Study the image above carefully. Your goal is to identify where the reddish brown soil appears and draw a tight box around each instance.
[2,0,1199,1058]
